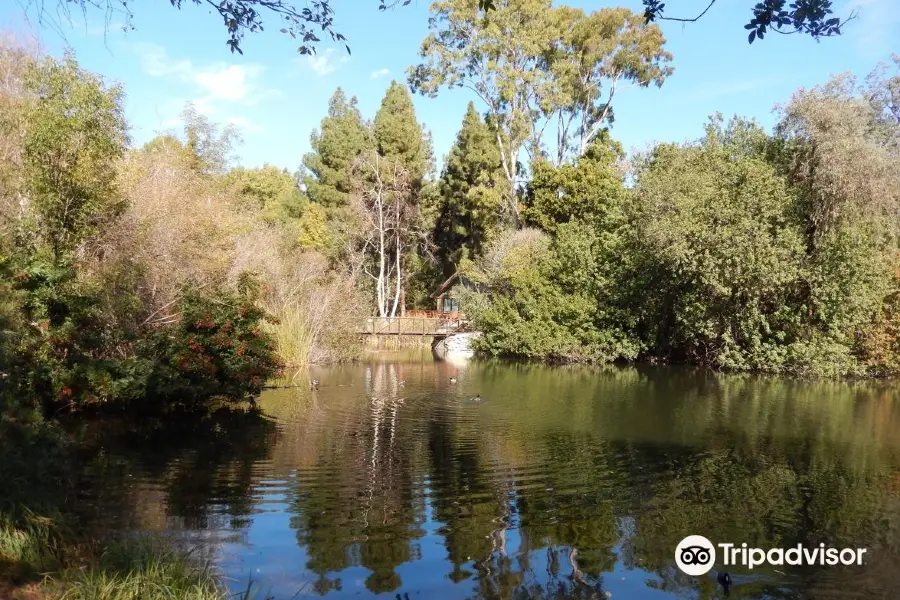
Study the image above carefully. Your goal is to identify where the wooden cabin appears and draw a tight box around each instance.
[406,272,473,319]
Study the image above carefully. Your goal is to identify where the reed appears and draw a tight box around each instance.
[263,301,315,368]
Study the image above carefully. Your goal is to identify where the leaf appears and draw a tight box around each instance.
[748,30,756,43]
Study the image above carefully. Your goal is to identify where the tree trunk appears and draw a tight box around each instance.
[377,190,387,318]
[494,130,520,229]
[508,175,519,228]
[390,234,402,318]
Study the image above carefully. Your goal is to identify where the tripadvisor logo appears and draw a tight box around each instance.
[676,535,716,576]
[675,535,868,576]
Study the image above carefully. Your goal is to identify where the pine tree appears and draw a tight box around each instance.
[433,102,505,276]
[301,88,371,208]
[372,81,434,193]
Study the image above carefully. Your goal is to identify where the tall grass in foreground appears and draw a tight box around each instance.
[50,537,273,600]
[0,518,64,583]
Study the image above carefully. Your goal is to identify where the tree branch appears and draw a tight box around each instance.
[650,0,717,24]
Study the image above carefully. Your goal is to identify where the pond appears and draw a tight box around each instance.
[92,352,900,599]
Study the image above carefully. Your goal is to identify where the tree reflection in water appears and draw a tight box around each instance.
[76,361,900,599]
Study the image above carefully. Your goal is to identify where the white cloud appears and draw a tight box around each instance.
[244,88,284,106]
[306,48,337,76]
[194,63,263,102]
[131,43,279,138]
[371,68,391,79]
[289,48,349,79]
[131,42,272,104]
[190,97,217,116]
[133,42,193,78]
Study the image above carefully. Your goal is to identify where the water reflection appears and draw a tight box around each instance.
[86,361,900,599]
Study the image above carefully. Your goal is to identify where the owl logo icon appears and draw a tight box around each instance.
[675,535,716,576]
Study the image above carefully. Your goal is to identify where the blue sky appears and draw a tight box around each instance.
[1,0,898,172]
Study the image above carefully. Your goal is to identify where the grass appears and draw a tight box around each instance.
[0,412,71,587]
[0,504,277,600]
[51,538,223,600]
[0,513,65,583]
[263,300,362,367]
[264,302,315,367]
[37,536,274,600]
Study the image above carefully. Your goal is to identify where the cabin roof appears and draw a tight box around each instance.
[430,272,460,299]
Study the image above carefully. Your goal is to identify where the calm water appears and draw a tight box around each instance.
[87,352,900,599]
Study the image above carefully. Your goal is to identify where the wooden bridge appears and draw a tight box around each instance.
[358,315,469,338]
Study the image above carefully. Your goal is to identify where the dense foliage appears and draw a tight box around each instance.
[432,102,505,277]
[300,82,439,315]
[0,14,894,438]
[0,43,365,418]
[462,59,900,376]
[140,275,285,406]
[409,0,673,225]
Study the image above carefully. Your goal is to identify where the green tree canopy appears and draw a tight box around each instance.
[633,119,808,369]
[181,103,242,176]
[770,62,900,364]
[301,88,372,208]
[21,51,129,260]
[372,81,434,192]
[525,131,626,233]
[222,165,307,222]
[409,0,672,225]
[433,102,505,275]
[142,104,242,177]
[544,6,672,164]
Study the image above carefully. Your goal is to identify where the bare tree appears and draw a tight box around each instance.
[350,152,421,319]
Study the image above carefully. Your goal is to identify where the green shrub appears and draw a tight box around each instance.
[141,273,284,407]
[7,253,282,411]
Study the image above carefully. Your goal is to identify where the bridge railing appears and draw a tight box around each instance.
[405,310,462,319]
[359,316,468,336]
